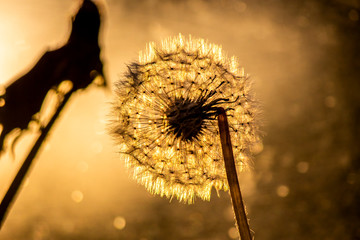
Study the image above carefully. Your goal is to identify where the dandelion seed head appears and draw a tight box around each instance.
[111,34,259,203]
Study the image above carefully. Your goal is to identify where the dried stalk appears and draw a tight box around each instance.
[0,90,74,229]
[218,107,252,240]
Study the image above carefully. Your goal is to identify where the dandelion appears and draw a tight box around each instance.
[111,34,259,239]
[111,34,258,201]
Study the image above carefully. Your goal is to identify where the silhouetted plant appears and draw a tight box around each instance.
[0,0,106,228]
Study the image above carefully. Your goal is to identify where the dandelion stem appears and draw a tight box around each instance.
[218,107,252,240]
[0,90,74,229]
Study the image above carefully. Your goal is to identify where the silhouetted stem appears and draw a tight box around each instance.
[0,90,74,229]
[218,107,252,240]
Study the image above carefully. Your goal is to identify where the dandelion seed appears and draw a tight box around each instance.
[111,34,259,204]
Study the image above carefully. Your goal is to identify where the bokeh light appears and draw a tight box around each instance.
[276,185,290,198]
[228,227,239,239]
[113,216,126,230]
[296,161,309,174]
[71,190,84,203]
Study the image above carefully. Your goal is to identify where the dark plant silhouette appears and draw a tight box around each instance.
[0,0,106,228]
[0,0,106,153]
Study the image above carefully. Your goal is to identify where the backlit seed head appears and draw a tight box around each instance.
[110,34,259,203]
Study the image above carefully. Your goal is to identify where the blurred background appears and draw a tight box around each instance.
[0,0,359,239]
